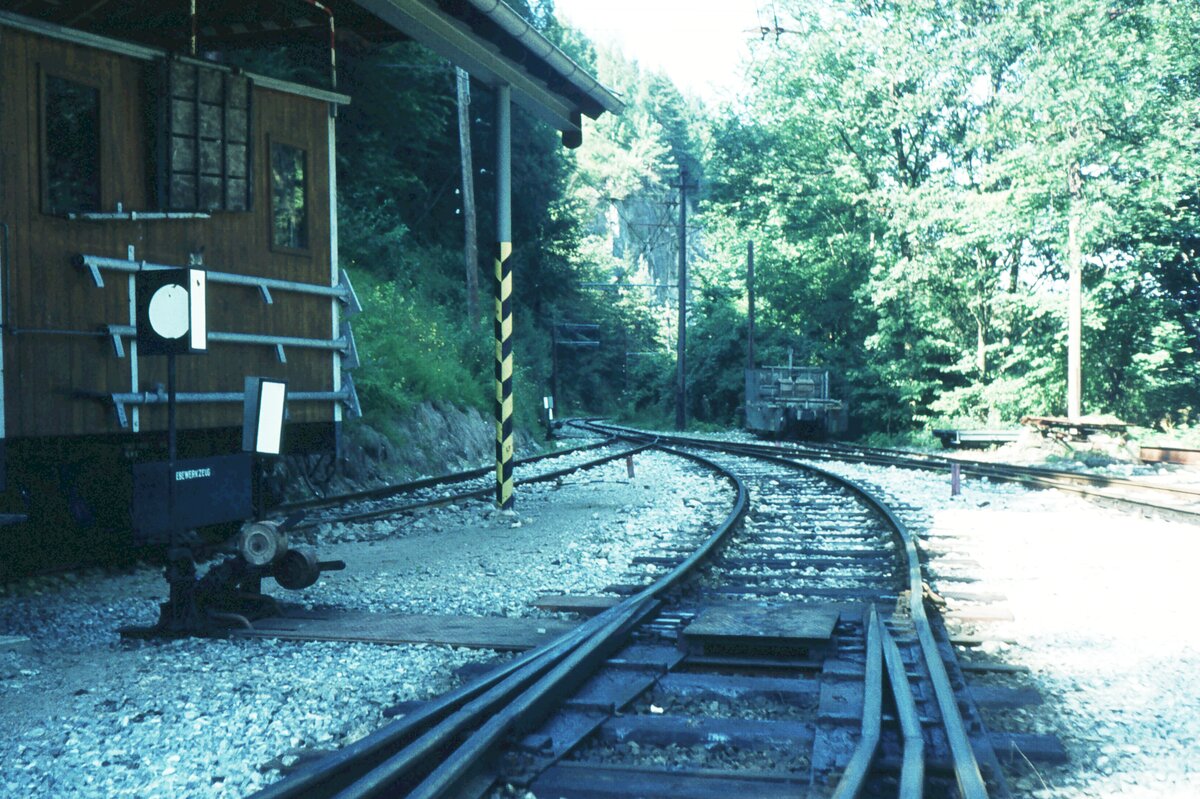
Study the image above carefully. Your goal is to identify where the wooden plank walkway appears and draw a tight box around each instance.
[233,610,578,650]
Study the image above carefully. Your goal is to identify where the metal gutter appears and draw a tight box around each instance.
[351,0,619,136]
[460,0,624,117]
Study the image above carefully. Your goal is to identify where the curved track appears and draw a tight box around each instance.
[276,437,644,532]
[591,422,1200,524]
[251,426,1008,798]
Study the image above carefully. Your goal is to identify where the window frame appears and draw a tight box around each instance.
[38,65,104,217]
[159,59,253,213]
[267,134,310,256]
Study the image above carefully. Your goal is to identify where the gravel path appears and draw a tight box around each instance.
[0,450,728,799]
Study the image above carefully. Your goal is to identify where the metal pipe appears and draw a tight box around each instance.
[67,210,211,221]
[101,377,359,430]
[212,331,345,351]
[300,0,337,91]
[108,388,353,404]
[579,283,678,290]
[496,86,511,242]
[105,324,350,354]
[80,255,352,301]
[167,353,177,461]
[9,328,111,338]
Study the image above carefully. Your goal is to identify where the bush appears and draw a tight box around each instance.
[350,270,488,422]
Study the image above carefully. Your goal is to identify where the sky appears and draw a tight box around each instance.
[551,0,774,104]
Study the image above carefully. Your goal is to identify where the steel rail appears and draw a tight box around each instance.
[806,456,990,799]
[288,439,648,532]
[395,444,750,799]
[302,443,654,529]
[580,420,991,797]
[584,422,1200,523]
[881,616,926,798]
[248,600,635,798]
[831,606,883,799]
[819,441,1200,502]
[278,437,616,514]
[587,420,1194,494]
[830,607,926,798]
[741,435,1200,503]
[333,599,664,799]
[264,423,988,797]
[763,440,1200,523]
[250,442,748,799]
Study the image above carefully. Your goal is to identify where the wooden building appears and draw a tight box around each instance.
[0,11,352,447]
[0,0,621,563]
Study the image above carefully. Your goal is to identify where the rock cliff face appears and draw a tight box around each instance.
[284,402,538,499]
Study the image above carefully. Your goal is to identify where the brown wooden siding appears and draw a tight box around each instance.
[0,24,337,439]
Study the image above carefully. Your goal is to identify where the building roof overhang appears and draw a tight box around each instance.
[0,0,622,146]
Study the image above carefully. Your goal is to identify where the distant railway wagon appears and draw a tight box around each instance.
[0,12,358,564]
[745,365,846,437]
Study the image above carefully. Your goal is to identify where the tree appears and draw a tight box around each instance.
[703,0,1200,433]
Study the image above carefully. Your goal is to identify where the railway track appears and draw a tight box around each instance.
[251,430,1046,798]
[275,436,644,533]
[589,422,1200,524]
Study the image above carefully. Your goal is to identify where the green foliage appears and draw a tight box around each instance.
[221,0,1200,444]
[704,0,1200,435]
[350,271,488,420]
[685,288,747,426]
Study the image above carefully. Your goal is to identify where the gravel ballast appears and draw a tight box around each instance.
[811,459,1200,798]
[0,451,728,798]
[2,438,1198,797]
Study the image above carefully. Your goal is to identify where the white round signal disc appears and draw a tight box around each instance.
[148,283,189,339]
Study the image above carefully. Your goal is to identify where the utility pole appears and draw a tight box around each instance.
[675,168,688,431]
[1066,161,1083,420]
[746,240,756,372]
[550,320,559,415]
[456,68,479,324]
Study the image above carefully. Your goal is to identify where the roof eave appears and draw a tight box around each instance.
[352,0,622,139]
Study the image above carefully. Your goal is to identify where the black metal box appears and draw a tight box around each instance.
[131,453,253,542]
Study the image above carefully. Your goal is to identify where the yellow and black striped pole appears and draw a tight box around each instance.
[494,240,513,509]
[494,85,514,510]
